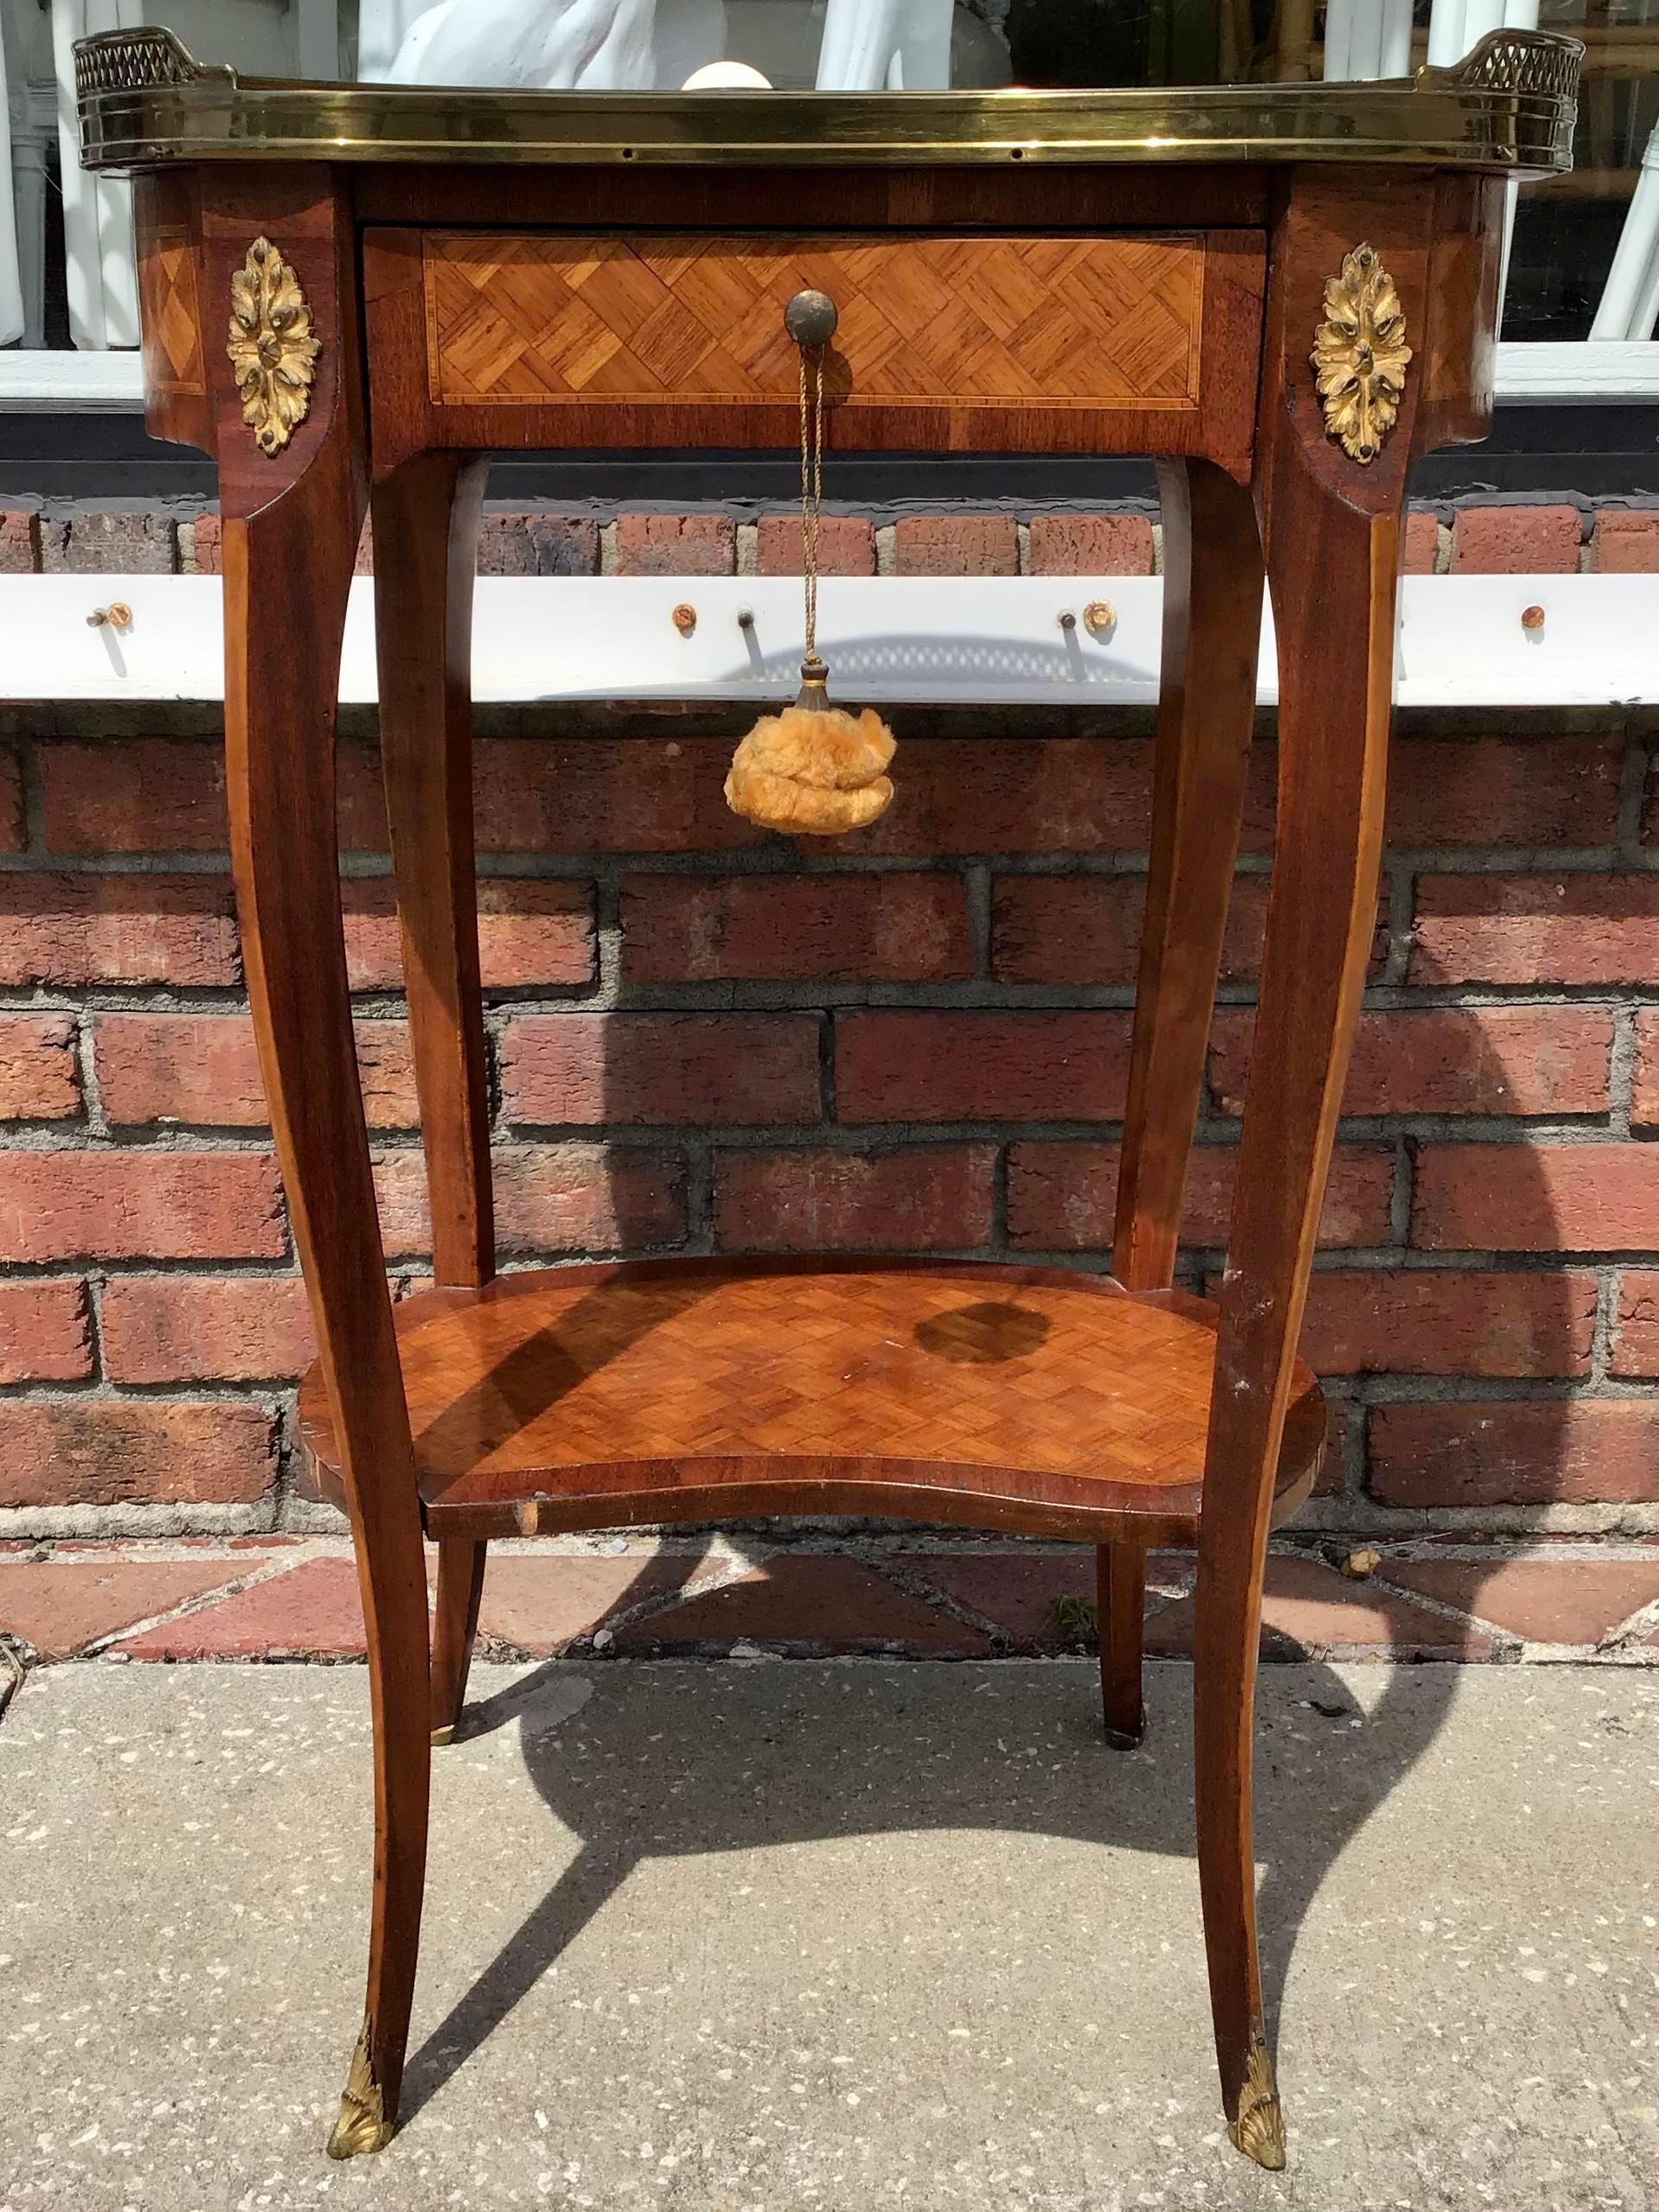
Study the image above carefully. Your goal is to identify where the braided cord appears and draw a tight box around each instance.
[798,346,825,662]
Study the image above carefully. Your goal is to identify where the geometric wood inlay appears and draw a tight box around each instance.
[424,232,1205,412]
[138,227,205,398]
[298,1262,1323,1535]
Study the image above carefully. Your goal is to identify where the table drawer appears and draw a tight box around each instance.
[427,229,1215,414]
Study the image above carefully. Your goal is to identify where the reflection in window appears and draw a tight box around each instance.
[3,1,1654,348]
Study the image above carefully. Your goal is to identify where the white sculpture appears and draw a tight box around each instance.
[817,0,953,90]
[371,0,955,93]
[383,0,659,89]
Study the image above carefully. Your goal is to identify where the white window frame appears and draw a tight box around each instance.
[3,340,1655,412]
[4,0,1656,407]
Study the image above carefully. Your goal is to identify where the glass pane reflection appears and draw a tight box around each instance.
[35,2,1659,344]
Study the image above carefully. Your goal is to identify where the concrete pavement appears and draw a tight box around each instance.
[3,1657,1656,2211]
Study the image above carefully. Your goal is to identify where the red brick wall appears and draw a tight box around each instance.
[0,499,1656,1538]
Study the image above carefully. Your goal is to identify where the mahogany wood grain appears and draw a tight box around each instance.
[1193,167,1432,2163]
[1419,173,1505,454]
[1111,458,1263,1293]
[362,224,1265,479]
[1098,1543,1148,1748]
[298,1260,1325,1548]
[206,167,432,2158]
[351,163,1273,235]
[131,170,215,459]
[1099,463,1259,1774]
[430,1536,487,1746]
[371,451,495,1288]
[1101,463,1260,1772]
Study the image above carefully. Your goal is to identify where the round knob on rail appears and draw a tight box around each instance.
[784,290,839,348]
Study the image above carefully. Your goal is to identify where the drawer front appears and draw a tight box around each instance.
[425,230,1207,416]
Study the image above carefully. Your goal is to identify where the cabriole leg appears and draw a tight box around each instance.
[1194,179,1428,2173]
[210,176,430,2162]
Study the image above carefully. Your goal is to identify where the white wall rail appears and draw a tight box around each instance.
[2,572,1654,708]
[6,339,1659,409]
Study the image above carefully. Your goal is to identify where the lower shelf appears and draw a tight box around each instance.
[299,1260,1324,1544]
[301,1259,1325,1541]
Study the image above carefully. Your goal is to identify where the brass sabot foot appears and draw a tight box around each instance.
[431,1723,456,1748]
[1227,2028,1287,2171]
[325,2024,394,2160]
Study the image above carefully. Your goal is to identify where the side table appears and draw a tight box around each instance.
[77,23,1581,2170]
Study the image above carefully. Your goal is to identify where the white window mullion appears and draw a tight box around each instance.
[50,0,140,349]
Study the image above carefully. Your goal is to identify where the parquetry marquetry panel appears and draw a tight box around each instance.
[138,227,205,397]
[299,1263,1323,1531]
[424,232,1206,413]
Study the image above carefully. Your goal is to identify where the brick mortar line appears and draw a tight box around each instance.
[1617,727,1651,856]
[1609,1006,1639,1136]
[7,1530,1659,1562]
[1,1244,1654,1279]
[1590,1268,1619,1386]
[682,1142,714,1253]
[6,982,1659,1019]
[4,842,1651,874]
[0,1500,276,1538]
[74,1547,320,1657]
[1364,1570,1526,1653]
[13,1531,1659,1576]
[0,1380,288,1414]
[0,838,1605,885]
[1604,1595,1659,1649]
[1296,1499,1659,1535]
[1348,1376,1659,1404]
[7,1493,1659,1545]
[964,860,993,981]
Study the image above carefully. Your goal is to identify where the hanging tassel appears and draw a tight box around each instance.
[724,656,896,837]
[726,309,897,838]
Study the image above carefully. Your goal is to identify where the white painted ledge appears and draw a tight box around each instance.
[1495,341,1659,403]
[2,572,1652,707]
[0,350,147,409]
[3,342,1656,411]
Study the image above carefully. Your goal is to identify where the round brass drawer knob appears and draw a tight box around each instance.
[784,289,839,348]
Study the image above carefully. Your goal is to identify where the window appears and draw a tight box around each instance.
[2,0,1654,386]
